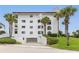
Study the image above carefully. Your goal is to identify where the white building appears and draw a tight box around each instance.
[12,12,58,45]
[0,23,5,31]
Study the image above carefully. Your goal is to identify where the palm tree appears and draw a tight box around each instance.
[61,6,77,46]
[4,13,17,37]
[41,16,51,35]
[54,10,62,37]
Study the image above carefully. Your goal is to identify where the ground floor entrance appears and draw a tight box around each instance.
[26,38,37,43]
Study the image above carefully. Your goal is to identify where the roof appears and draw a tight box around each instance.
[13,12,56,14]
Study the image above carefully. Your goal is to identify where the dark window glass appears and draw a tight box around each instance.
[38,26,41,29]
[48,22,51,25]
[41,31,43,34]
[22,31,25,34]
[48,31,51,34]
[22,20,26,23]
[30,15,33,17]
[15,29,17,31]
[15,25,18,27]
[15,20,18,23]
[38,31,41,34]
[23,38,24,40]
[30,26,33,29]
[30,31,33,34]
[15,31,17,34]
[47,26,51,30]
[22,26,25,28]
[38,20,41,23]
[42,26,43,28]
[30,20,33,23]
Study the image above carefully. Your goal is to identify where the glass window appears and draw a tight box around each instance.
[47,26,51,30]
[38,31,41,34]
[22,26,25,28]
[30,20,33,23]
[38,26,41,29]
[48,31,51,34]
[42,26,43,28]
[41,31,43,34]
[22,20,26,23]
[30,26,33,29]
[38,19,41,23]
[30,31,33,34]
[30,15,33,17]
[15,31,17,34]
[22,31,25,34]
[15,20,18,23]
[48,22,51,25]
[15,25,18,27]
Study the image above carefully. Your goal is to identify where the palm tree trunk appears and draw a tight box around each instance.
[57,17,59,37]
[9,22,13,37]
[44,24,46,35]
[65,23,69,46]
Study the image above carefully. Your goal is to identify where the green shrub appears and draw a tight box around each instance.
[48,33,57,37]
[0,31,5,35]
[0,37,16,44]
[47,37,59,45]
[61,34,66,37]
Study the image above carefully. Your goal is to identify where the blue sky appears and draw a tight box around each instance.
[0,5,79,34]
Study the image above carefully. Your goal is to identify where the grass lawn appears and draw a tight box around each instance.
[51,37,79,51]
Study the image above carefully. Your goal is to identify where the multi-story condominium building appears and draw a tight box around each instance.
[12,12,58,45]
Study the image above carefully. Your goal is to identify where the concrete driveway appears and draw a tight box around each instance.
[0,43,78,53]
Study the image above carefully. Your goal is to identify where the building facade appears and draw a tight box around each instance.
[12,12,58,45]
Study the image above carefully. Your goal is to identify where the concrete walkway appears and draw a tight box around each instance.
[0,44,78,53]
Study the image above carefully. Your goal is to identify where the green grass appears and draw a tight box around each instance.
[51,37,79,51]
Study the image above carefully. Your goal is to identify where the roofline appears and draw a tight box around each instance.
[13,12,56,14]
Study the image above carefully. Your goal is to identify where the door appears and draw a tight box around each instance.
[27,38,37,43]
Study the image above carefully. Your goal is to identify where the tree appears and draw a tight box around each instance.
[4,13,17,37]
[41,16,51,35]
[54,10,62,37]
[61,6,77,46]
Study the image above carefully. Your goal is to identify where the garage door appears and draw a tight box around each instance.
[27,38,37,43]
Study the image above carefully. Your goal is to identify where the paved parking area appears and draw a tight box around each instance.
[0,44,78,53]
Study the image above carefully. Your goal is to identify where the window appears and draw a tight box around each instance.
[15,20,18,23]
[23,38,24,40]
[41,31,43,34]
[30,31,33,34]
[15,29,17,31]
[15,31,17,34]
[38,26,41,29]
[22,20,26,23]
[22,31,25,34]
[30,26,33,29]
[42,26,43,28]
[22,26,25,28]
[30,20,33,23]
[47,26,51,30]
[38,31,41,34]
[48,22,51,25]
[48,31,51,34]
[30,15,33,17]
[15,25,18,27]
[38,19,41,23]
